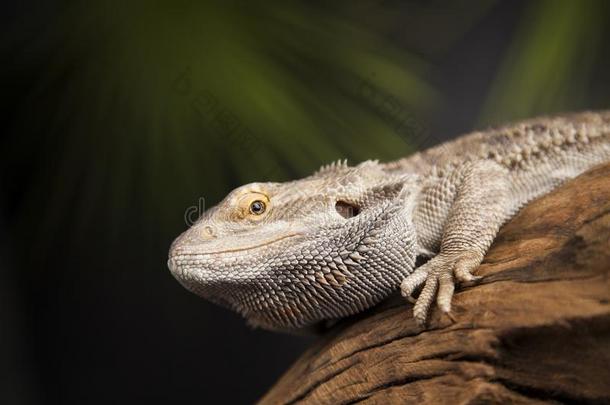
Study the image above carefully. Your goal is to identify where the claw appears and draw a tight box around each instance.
[445,311,458,323]
[455,266,481,283]
[404,294,417,304]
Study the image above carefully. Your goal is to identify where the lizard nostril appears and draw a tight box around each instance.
[199,225,216,240]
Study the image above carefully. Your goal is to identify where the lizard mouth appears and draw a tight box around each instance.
[198,232,303,255]
[170,232,304,257]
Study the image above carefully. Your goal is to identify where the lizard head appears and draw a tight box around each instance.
[168,160,420,332]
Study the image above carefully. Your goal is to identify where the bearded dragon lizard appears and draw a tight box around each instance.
[168,111,610,332]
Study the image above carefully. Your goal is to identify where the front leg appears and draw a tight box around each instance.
[401,160,512,325]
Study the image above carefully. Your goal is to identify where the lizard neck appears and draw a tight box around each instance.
[381,162,452,255]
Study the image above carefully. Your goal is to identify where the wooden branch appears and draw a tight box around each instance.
[260,163,610,405]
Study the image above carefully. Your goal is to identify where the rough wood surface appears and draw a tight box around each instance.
[260,163,610,405]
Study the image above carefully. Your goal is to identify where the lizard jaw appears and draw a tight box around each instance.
[167,231,306,284]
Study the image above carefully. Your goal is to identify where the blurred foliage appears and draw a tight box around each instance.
[2,1,437,243]
[479,0,606,124]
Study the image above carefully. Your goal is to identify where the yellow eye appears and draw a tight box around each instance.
[235,192,270,219]
[249,200,266,215]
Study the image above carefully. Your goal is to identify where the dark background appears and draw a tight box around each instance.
[2,1,610,404]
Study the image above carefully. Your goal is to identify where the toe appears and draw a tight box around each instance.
[400,266,429,300]
[437,272,455,313]
[413,275,438,325]
[454,253,483,283]
[454,268,482,284]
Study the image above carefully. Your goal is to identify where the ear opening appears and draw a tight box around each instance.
[335,201,360,219]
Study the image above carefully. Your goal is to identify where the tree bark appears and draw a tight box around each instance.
[260,163,610,405]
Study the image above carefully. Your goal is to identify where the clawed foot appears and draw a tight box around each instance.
[400,251,483,326]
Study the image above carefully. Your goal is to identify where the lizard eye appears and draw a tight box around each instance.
[235,191,270,220]
[249,200,266,215]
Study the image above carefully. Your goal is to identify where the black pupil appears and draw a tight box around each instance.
[251,201,265,214]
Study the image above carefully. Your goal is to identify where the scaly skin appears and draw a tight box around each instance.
[168,111,610,332]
